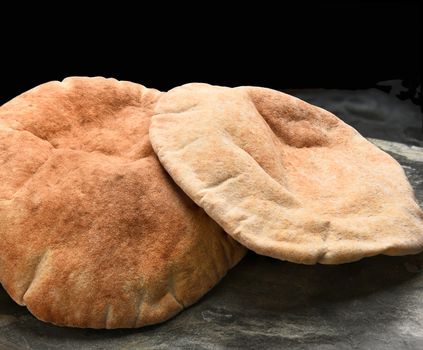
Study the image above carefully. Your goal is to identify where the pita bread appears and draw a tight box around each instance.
[0,77,246,328]
[149,83,423,264]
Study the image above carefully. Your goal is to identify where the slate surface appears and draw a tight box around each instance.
[0,89,422,350]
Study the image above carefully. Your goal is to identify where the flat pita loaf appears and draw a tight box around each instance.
[0,77,246,328]
[149,83,423,264]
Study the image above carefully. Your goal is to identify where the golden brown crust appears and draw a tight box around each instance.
[149,83,423,265]
[0,77,246,328]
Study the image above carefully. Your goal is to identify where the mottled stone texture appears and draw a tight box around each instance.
[0,146,421,350]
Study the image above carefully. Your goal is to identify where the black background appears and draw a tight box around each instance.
[0,1,421,105]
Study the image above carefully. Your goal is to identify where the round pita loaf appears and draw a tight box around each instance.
[149,83,423,264]
[0,77,246,328]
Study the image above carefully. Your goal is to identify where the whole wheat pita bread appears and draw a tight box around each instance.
[0,77,246,328]
[149,83,423,264]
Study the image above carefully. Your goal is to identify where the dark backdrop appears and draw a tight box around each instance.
[0,1,421,105]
